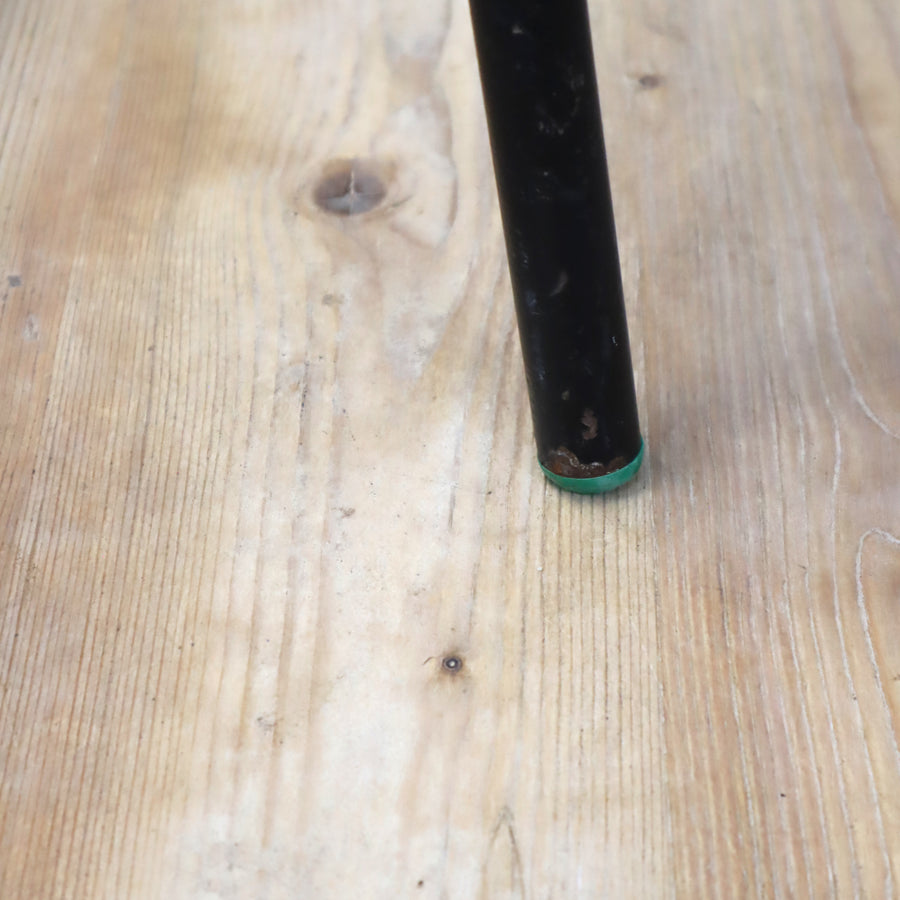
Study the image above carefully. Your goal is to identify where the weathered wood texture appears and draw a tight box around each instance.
[1,0,898,896]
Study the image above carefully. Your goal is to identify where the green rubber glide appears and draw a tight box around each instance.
[540,440,645,495]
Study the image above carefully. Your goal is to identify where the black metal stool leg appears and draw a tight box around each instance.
[469,0,644,493]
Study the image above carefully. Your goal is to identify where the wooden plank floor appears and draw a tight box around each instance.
[1,0,898,896]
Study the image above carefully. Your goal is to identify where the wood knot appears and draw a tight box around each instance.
[636,73,664,90]
[314,157,388,216]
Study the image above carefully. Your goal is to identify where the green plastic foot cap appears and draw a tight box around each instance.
[540,440,645,495]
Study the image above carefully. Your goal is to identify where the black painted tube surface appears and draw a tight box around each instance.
[469,0,643,489]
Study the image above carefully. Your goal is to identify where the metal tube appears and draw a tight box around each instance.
[469,0,644,493]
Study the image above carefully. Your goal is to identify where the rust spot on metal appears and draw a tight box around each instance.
[544,446,626,478]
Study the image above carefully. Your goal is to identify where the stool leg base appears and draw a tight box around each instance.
[539,440,645,495]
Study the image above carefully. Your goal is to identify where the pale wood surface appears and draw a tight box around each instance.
[1,0,899,896]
